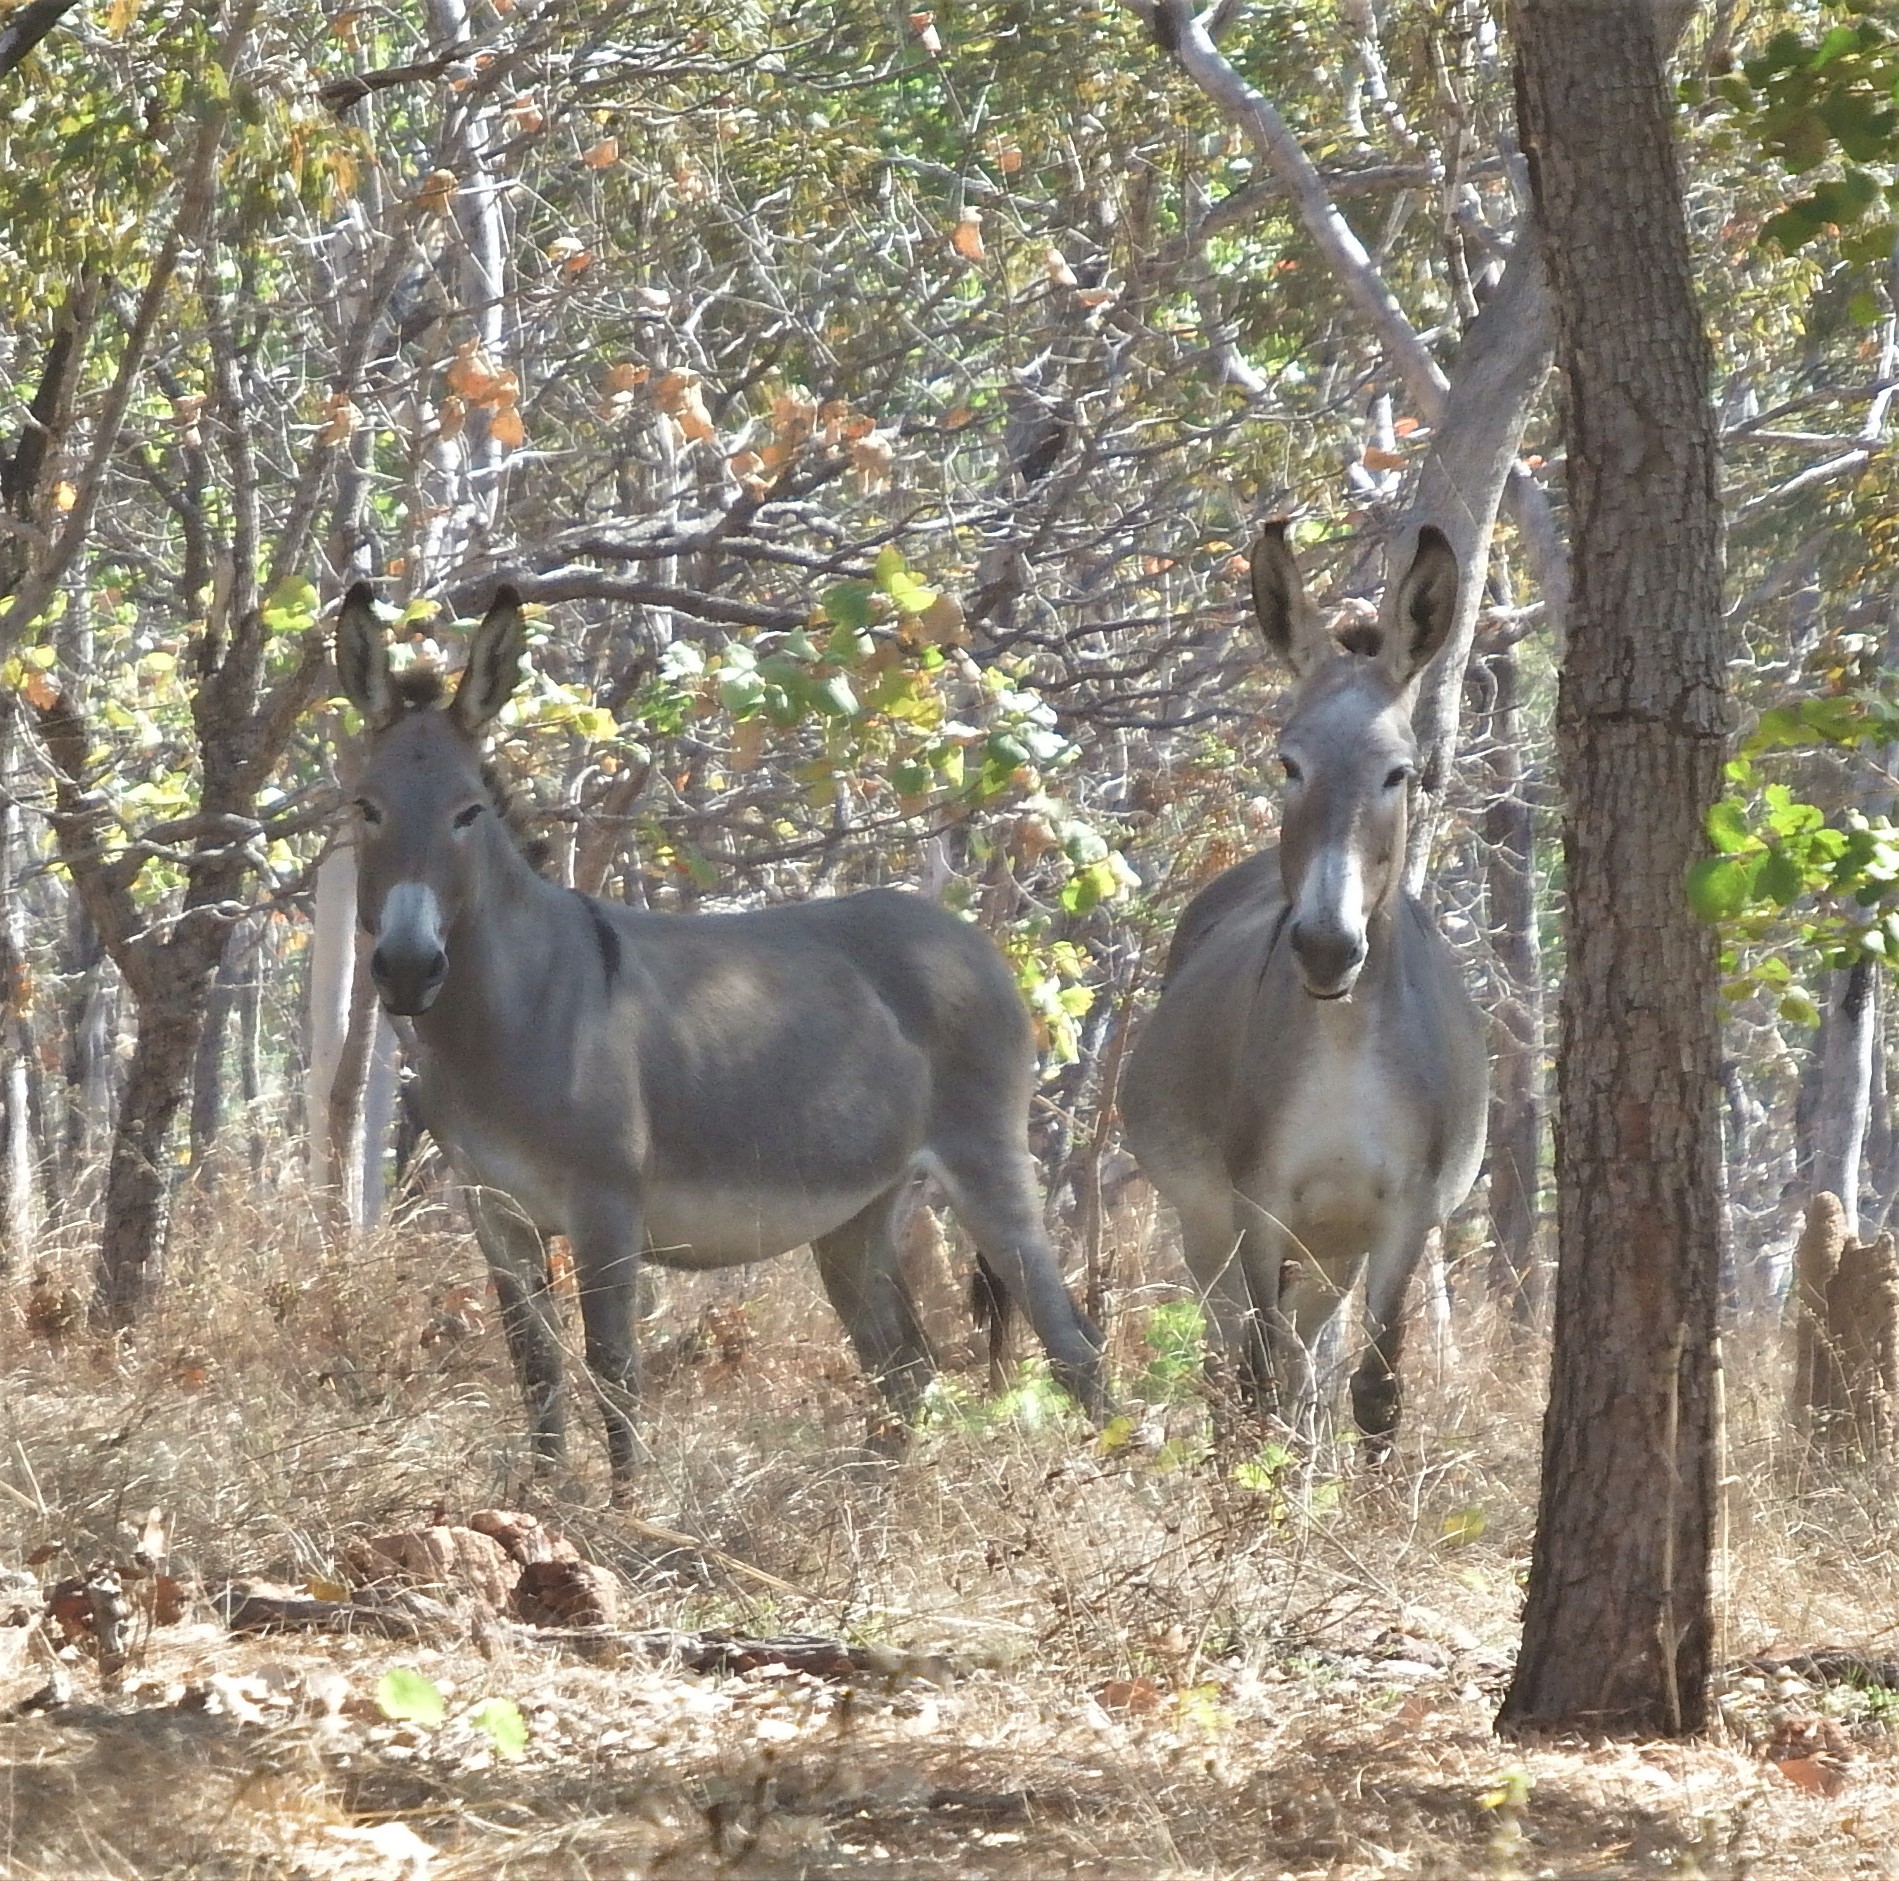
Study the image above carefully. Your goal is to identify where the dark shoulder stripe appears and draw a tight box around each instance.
[581,895,622,986]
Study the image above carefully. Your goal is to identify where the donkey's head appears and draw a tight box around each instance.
[1249,522,1459,1000]
[335,585,529,1015]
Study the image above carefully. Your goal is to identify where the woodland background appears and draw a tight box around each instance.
[5,1,1899,1875]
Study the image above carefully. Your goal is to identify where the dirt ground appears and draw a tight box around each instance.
[6,1203,1899,1879]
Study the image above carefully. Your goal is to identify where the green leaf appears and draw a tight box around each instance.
[718,668,767,717]
[890,757,933,798]
[376,1667,446,1729]
[261,574,318,634]
[1440,1505,1487,1547]
[822,580,876,633]
[468,1697,529,1758]
[1761,202,1825,252]
[1757,847,1805,905]
[1686,856,1757,921]
[1780,990,1823,1027]
[1706,798,1753,855]
[808,672,859,717]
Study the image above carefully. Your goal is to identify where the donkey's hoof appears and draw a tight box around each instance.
[1351,1375,1401,1458]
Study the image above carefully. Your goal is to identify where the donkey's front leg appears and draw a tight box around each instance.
[1351,1204,1437,1461]
[568,1184,647,1499]
[467,1190,567,1472]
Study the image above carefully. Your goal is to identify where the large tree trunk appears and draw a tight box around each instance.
[1499,0,1728,1739]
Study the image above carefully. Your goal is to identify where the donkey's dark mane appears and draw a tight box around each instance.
[480,756,555,875]
[392,667,447,710]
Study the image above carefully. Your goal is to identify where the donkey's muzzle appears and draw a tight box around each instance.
[1290,921,1366,1000]
[371,941,448,1015]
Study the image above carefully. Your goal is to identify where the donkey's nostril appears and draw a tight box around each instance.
[1290,920,1367,994]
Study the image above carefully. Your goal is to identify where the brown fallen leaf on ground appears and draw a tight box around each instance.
[344,1524,520,1616]
[1767,1714,1854,1795]
[468,1508,579,1566]
[513,1558,622,1628]
[1096,1677,1162,1715]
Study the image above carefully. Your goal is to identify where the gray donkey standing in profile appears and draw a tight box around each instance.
[335,585,1106,1493]
[1122,524,1487,1456]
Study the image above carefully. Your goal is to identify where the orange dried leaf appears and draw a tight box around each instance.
[24,666,64,709]
[731,715,768,772]
[603,362,648,394]
[996,144,1023,175]
[1773,1755,1846,1796]
[909,9,942,52]
[416,168,458,216]
[317,393,361,445]
[437,395,466,440]
[489,405,527,450]
[1393,415,1421,437]
[508,94,542,133]
[582,136,619,169]
[53,480,76,512]
[1097,1677,1162,1715]
[445,341,503,403]
[951,210,985,263]
[1361,445,1408,471]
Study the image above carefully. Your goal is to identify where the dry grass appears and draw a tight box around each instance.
[5,1192,1899,1879]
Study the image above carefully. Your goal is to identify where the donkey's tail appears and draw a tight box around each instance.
[969,1254,1019,1397]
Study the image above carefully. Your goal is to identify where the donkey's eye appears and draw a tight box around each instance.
[453,802,487,830]
[1279,755,1303,785]
[355,798,383,826]
[1383,766,1411,790]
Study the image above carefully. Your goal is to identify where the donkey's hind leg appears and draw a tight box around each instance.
[813,1189,938,1440]
[928,1144,1109,1419]
[466,1189,566,1471]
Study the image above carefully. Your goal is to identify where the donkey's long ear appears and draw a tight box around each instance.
[336,582,396,723]
[1249,522,1332,677]
[451,587,529,734]
[1378,525,1460,687]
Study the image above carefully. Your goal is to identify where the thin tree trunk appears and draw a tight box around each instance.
[0,698,39,1270]
[305,836,358,1193]
[1810,961,1876,1241]
[95,940,222,1324]
[1478,637,1544,1324]
[325,942,380,1231]
[186,925,246,1190]
[236,935,265,1182]
[1500,0,1728,1739]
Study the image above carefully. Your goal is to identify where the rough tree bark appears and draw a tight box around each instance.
[1498,0,1729,1738]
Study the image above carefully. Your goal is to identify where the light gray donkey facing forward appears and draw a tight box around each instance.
[1121,523,1486,1457]
[335,585,1107,1494]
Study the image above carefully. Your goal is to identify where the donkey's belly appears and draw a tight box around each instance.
[641,1182,890,1269]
